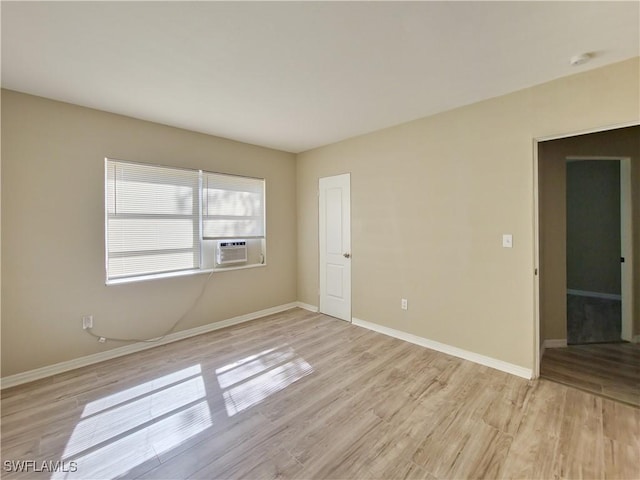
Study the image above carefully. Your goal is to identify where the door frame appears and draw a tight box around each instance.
[533,121,638,377]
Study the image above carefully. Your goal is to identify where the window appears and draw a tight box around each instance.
[105,159,265,283]
[202,172,265,239]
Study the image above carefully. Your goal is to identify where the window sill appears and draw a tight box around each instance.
[106,263,266,285]
[211,263,267,273]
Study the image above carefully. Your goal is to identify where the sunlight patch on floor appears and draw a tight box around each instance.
[53,365,212,479]
[215,346,313,416]
[81,364,202,417]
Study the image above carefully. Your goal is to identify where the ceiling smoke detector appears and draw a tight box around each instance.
[569,53,592,66]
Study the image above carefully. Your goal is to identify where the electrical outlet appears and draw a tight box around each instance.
[82,315,93,330]
[401,298,408,310]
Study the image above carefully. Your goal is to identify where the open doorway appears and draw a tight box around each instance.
[566,158,625,344]
[536,125,639,406]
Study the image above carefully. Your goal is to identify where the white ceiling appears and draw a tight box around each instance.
[2,2,639,153]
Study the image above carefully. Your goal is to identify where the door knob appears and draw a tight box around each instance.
[343,253,351,258]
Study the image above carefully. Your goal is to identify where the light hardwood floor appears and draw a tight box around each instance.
[541,342,640,408]
[2,308,639,479]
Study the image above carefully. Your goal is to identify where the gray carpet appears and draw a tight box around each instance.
[567,294,621,345]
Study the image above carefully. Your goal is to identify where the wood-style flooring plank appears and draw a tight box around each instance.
[1,308,639,480]
[541,343,640,407]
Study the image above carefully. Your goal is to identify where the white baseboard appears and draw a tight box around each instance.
[295,302,319,313]
[1,302,299,390]
[543,338,568,349]
[567,289,621,301]
[540,338,567,358]
[351,317,533,380]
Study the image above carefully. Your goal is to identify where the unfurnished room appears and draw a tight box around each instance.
[1,2,639,479]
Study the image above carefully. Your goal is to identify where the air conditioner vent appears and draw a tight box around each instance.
[217,240,247,265]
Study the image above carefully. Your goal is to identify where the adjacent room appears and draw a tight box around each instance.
[1,2,639,479]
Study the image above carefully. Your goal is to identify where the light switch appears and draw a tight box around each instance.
[502,234,513,248]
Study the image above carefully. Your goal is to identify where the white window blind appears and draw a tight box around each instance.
[106,159,201,281]
[202,172,265,239]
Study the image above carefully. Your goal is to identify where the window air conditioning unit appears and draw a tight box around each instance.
[217,240,247,265]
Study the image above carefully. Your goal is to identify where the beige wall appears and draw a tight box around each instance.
[539,125,640,341]
[297,58,640,371]
[1,90,297,377]
[2,58,638,378]
[538,151,566,340]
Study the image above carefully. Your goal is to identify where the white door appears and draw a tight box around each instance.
[319,174,351,321]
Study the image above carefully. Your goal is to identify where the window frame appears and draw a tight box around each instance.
[104,158,266,285]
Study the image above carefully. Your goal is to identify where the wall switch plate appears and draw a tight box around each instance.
[82,315,93,329]
[401,298,408,310]
[502,234,513,248]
